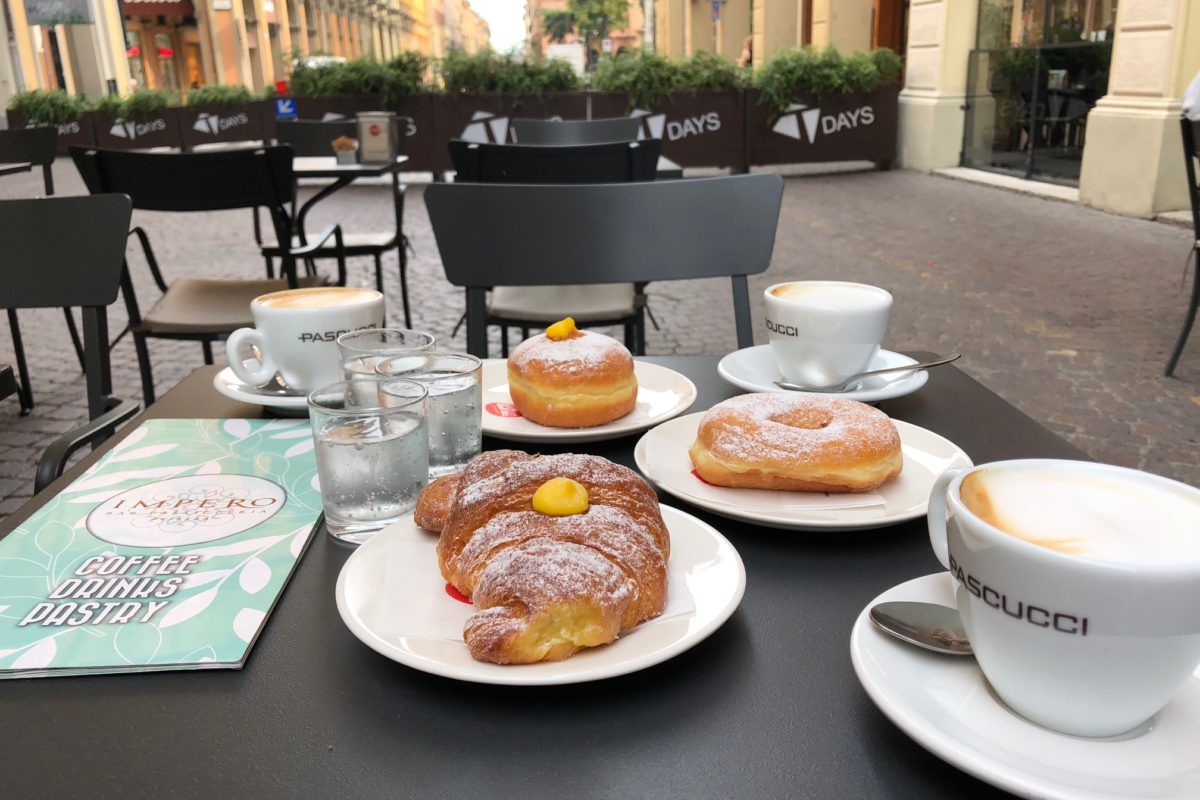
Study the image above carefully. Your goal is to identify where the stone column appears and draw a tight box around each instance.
[896,0,978,170]
[752,0,797,68]
[1078,0,1200,216]
[809,0,871,50]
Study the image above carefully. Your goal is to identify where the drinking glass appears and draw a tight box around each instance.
[378,353,483,477]
[337,328,435,380]
[308,378,429,544]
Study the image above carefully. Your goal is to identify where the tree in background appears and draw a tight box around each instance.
[541,9,576,43]
[568,0,628,59]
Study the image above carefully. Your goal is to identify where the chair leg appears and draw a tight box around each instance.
[373,253,385,294]
[624,323,635,350]
[134,333,156,406]
[520,326,530,341]
[201,340,214,365]
[63,308,86,371]
[635,308,647,356]
[501,326,510,358]
[451,312,466,339]
[264,255,275,280]
[1165,254,1200,377]
[398,248,412,328]
[6,309,33,414]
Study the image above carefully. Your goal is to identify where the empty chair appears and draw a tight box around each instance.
[510,117,642,146]
[0,126,87,412]
[1166,116,1200,376]
[426,174,784,357]
[71,145,345,405]
[448,137,664,355]
[0,194,140,490]
[267,118,412,325]
[448,139,661,184]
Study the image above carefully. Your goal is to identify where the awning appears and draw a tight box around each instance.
[121,0,195,18]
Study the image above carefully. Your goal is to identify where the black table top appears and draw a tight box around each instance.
[2,357,1085,799]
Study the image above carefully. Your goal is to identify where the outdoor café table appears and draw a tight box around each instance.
[0,161,32,177]
[290,154,409,236]
[1,355,1085,799]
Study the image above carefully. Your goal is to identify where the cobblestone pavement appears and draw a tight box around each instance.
[1,162,1197,515]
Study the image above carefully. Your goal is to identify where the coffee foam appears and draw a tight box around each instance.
[770,282,889,310]
[960,467,1200,567]
[257,287,379,310]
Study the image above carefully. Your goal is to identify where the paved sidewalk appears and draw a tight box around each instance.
[0,162,1196,516]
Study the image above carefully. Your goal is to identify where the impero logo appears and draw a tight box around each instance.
[193,110,250,135]
[109,118,167,140]
[86,475,285,547]
[629,109,720,142]
[772,102,875,142]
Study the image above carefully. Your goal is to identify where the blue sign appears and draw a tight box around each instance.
[711,0,720,21]
[274,98,297,120]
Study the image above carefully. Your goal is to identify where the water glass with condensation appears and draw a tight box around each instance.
[378,353,482,477]
[337,328,435,380]
[308,378,428,544]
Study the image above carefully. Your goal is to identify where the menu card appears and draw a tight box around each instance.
[0,418,323,678]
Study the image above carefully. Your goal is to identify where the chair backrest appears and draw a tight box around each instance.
[0,194,133,417]
[510,117,642,146]
[275,119,359,157]
[70,145,296,212]
[0,126,57,194]
[1182,117,1200,238]
[448,138,662,184]
[425,174,784,356]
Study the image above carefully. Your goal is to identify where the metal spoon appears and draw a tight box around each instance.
[869,601,973,656]
[773,353,961,393]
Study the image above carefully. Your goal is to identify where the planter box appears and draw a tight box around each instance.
[293,95,383,120]
[590,90,746,169]
[92,107,184,150]
[432,92,588,172]
[386,94,436,172]
[179,100,271,149]
[6,111,96,154]
[745,85,899,168]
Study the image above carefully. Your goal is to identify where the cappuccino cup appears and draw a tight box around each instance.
[225,287,384,393]
[929,459,1200,738]
[763,281,892,388]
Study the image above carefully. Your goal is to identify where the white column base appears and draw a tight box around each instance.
[897,89,968,171]
[1079,97,1189,218]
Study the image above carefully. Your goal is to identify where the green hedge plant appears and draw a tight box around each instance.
[752,46,903,116]
[288,54,427,104]
[592,50,742,109]
[117,89,175,120]
[8,89,89,124]
[186,84,254,107]
[439,49,581,97]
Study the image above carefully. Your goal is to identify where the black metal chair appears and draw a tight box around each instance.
[448,137,665,355]
[510,117,642,146]
[426,174,784,358]
[449,138,661,184]
[71,145,345,406]
[1167,116,1200,376]
[266,119,412,325]
[0,126,87,412]
[0,194,141,491]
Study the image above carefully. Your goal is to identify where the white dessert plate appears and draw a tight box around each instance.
[851,572,1200,799]
[480,360,697,444]
[212,363,308,416]
[335,504,745,685]
[634,412,972,531]
[718,346,928,402]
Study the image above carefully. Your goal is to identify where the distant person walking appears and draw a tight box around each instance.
[738,35,753,69]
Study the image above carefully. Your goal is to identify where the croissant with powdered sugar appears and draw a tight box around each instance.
[414,451,670,664]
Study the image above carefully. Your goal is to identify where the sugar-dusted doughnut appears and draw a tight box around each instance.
[689,393,903,492]
[507,318,637,428]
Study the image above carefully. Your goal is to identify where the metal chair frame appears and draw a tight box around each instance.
[1166,116,1200,377]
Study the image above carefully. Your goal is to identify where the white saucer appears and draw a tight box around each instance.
[851,573,1200,799]
[213,365,308,416]
[718,346,928,402]
[480,360,697,444]
[634,412,972,531]
[335,504,745,685]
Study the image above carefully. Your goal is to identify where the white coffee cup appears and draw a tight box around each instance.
[763,281,892,388]
[928,459,1200,738]
[225,286,385,393]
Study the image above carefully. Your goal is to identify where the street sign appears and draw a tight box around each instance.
[711,1,720,21]
[274,98,297,120]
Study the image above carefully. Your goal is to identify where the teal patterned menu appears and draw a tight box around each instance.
[0,418,323,678]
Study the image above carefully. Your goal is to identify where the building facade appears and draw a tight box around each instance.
[0,0,490,104]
